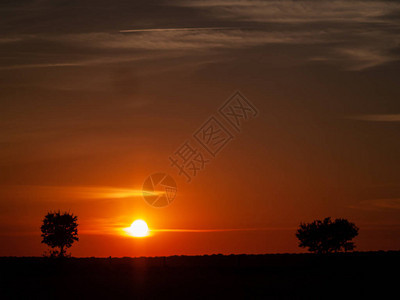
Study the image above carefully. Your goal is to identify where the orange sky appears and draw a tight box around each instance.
[1,0,400,256]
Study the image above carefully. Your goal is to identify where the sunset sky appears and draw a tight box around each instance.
[1,0,400,257]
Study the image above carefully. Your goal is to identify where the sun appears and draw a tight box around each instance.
[124,219,149,237]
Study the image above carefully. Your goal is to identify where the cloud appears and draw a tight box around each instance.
[82,223,296,235]
[12,26,392,71]
[0,54,159,70]
[119,27,234,33]
[311,46,399,71]
[151,227,295,232]
[1,0,399,71]
[0,185,146,201]
[178,0,400,24]
[345,114,400,122]
[174,0,400,70]
[58,29,328,51]
[0,28,332,70]
[350,198,400,210]
[0,37,26,43]
[335,48,397,71]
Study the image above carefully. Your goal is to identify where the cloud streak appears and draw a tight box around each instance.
[175,0,400,70]
[151,227,295,232]
[345,114,400,122]
[350,198,400,210]
[1,1,399,72]
[178,0,400,24]
[0,185,145,201]
[119,27,234,33]
[0,54,161,70]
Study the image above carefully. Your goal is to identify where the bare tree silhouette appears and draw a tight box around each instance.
[296,217,359,254]
[41,211,79,257]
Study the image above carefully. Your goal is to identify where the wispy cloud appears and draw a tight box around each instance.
[350,198,400,211]
[0,185,146,201]
[119,27,234,33]
[345,114,400,122]
[175,0,400,70]
[85,224,296,236]
[0,54,162,70]
[335,48,398,71]
[0,37,26,43]
[151,227,295,232]
[60,29,327,50]
[0,28,331,70]
[178,0,400,24]
[6,28,395,71]
[1,0,399,71]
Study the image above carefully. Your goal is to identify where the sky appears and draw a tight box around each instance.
[0,0,400,257]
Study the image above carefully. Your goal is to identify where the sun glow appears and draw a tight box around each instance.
[124,219,149,237]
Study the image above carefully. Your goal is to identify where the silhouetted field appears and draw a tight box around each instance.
[0,251,398,299]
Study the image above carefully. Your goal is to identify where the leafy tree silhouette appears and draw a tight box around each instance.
[41,211,79,257]
[296,217,359,254]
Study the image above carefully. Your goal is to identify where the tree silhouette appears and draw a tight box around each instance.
[41,211,79,257]
[296,217,358,254]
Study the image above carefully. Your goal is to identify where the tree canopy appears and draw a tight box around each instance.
[296,217,359,254]
[41,211,79,257]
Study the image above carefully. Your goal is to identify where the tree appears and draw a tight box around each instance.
[296,217,358,254]
[41,211,79,257]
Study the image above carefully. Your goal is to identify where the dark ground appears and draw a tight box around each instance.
[0,251,398,299]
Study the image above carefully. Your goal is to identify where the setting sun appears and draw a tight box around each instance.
[124,220,149,238]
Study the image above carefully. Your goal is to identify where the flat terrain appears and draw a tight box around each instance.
[0,252,398,299]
